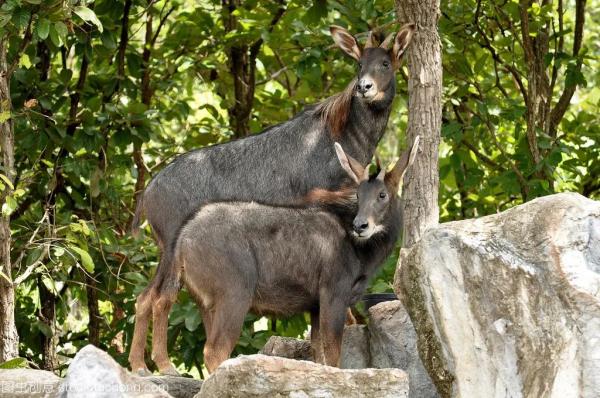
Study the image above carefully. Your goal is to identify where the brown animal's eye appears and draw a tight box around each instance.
[382,61,390,68]
[379,192,387,199]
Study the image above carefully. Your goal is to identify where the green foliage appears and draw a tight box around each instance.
[3,0,598,377]
[0,357,28,369]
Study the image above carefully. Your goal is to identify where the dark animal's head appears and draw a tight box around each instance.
[330,24,416,102]
[334,136,420,240]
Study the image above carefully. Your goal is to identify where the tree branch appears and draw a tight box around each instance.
[549,0,585,137]
[7,14,34,77]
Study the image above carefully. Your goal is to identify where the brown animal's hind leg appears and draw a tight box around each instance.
[203,300,249,373]
[320,300,347,367]
[310,310,324,363]
[129,287,155,376]
[151,288,179,376]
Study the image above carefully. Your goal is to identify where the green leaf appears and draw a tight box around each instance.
[73,6,103,33]
[184,310,201,332]
[54,21,68,38]
[0,173,13,190]
[71,246,94,273]
[0,358,28,369]
[49,24,62,47]
[19,53,31,69]
[2,196,17,216]
[36,18,50,40]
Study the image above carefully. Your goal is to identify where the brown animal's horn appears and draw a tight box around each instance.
[380,32,395,49]
[362,166,370,182]
[365,31,376,49]
[335,142,366,184]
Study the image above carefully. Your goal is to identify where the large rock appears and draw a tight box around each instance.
[259,336,313,361]
[368,301,439,397]
[146,376,203,398]
[395,193,600,398]
[58,345,172,397]
[340,324,369,369]
[259,326,370,370]
[0,368,61,397]
[196,354,408,398]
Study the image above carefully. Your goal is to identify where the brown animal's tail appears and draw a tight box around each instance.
[131,193,144,238]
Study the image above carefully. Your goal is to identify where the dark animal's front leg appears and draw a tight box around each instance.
[310,310,324,363]
[319,298,347,367]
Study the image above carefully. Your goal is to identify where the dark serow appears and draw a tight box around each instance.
[130,138,419,375]
[129,23,415,374]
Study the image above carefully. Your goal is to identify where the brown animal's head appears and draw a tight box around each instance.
[330,24,415,102]
[334,136,420,239]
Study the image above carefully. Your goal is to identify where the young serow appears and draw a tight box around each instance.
[130,138,419,374]
[129,24,415,376]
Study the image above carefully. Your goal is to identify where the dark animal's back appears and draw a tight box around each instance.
[140,110,345,249]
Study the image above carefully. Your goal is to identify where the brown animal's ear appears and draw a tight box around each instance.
[330,25,361,61]
[335,142,366,184]
[384,135,420,191]
[391,23,416,68]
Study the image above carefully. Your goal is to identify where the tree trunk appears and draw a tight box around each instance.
[86,275,101,347]
[395,0,442,247]
[0,38,19,363]
[38,277,58,370]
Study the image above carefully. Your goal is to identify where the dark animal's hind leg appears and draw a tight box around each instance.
[151,286,179,376]
[310,310,324,363]
[129,287,155,376]
[203,299,250,373]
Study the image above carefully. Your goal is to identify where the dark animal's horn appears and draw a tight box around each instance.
[380,32,395,49]
[365,31,376,49]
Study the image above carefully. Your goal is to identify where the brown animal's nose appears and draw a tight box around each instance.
[357,79,374,94]
[353,219,369,234]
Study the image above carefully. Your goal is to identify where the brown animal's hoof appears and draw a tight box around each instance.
[159,364,180,376]
[135,367,152,377]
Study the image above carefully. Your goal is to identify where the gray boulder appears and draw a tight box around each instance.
[340,324,369,369]
[146,376,202,398]
[0,368,61,397]
[259,336,313,361]
[58,345,171,397]
[395,192,600,397]
[195,354,408,398]
[368,300,438,397]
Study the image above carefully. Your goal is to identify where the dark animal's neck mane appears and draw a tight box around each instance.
[314,79,358,138]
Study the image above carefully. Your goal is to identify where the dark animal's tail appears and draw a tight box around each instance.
[131,193,144,238]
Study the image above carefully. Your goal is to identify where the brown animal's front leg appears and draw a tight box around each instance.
[319,298,347,367]
[129,287,154,376]
[310,310,324,363]
[151,289,178,376]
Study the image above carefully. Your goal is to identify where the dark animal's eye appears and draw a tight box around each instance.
[382,61,390,68]
[379,192,387,199]
[358,62,363,69]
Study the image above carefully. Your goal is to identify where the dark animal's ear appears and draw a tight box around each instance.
[330,25,361,61]
[384,135,420,191]
[391,23,416,68]
[335,142,366,184]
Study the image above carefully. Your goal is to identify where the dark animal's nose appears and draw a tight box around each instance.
[357,79,374,94]
[353,219,369,234]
